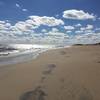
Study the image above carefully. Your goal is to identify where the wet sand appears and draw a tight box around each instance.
[0,45,100,100]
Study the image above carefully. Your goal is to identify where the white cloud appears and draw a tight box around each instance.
[75,30,83,34]
[75,24,82,27]
[95,28,100,31]
[0,16,65,44]
[16,3,20,8]
[0,21,11,30]
[80,24,94,31]
[51,28,59,32]
[16,3,28,12]
[66,30,72,33]
[73,32,100,44]
[98,18,100,20]
[11,16,64,33]
[55,14,59,18]
[0,13,100,45]
[22,9,28,12]
[0,21,6,24]
[86,25,93,30]
[14,21,30,32]
[64,26,75,30]
[44,28,69,40]
[42,29,69,45]
[41,29,47,33]
[45,32,65,37]
[29,16,64,26]
[63,9,96,20]
[80,27,85,31]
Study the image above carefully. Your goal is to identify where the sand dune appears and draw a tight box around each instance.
[0,45,100,100]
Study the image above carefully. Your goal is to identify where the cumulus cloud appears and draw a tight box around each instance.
[0,21,5,24]
[14,21,34,32]
[0,21,11,31]
[0,11,100,45]
[42,28,69,45]
[75,30,83,34]
[63,9,96,20]
[0,14,64,44]
[51,28,59,32]
[8,16,64,34]
[74,24,94,35]
[80,24,94,31]
[29,16,64,26]
[66,30,72,33]
[75,24,82,27]
[44,28,69,39]
[73,32,100,44]
[86,25,94,30]
[64,26,75,30]
[45,32,65,37]
[0,16,65,44]
[0,18,99,45]
[41,29,47,33]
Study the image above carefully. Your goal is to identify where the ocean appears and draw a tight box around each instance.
[0,44,57,66]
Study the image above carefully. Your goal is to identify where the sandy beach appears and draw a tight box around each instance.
[0,45,100,100]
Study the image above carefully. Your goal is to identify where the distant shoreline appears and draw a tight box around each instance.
[72,42,100,46]
[0,43,100,66]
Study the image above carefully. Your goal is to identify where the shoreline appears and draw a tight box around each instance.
[0,45,71,67]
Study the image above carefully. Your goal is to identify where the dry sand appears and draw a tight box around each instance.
[0,45,100,100]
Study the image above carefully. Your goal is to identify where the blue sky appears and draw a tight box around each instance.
[0,0,100,21]
[0,0,100,45]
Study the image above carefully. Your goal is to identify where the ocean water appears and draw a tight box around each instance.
[0,44,71,66]
[0,44,57,66]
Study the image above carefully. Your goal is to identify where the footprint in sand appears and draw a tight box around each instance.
[78,87,93,100]
[42,64,56,75]
[60,51,66,55]
[40,64,56,83]
[97,61,100,63]
[60,51,70,58]
[20,86,47,100]
[20,64,57,100]
[40,76,46,83]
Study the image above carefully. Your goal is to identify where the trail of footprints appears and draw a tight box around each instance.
[20,63,56,100]
[19,50,94,100]
[41,64,56,83]
[20,82,94,100]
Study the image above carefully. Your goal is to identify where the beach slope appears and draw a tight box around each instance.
[0,45,100,100]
